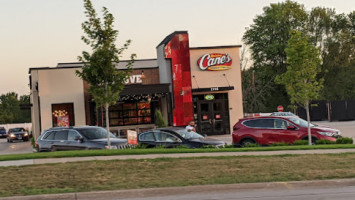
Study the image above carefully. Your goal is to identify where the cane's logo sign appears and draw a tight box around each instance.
[197,53,232,71]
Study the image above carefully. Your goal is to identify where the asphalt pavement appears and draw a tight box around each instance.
[0,138,33,155]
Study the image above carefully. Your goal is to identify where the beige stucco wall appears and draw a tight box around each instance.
[37,68,86,132]
[30,70,41,138]
[189,46,244,134]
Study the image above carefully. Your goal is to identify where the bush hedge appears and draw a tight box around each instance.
[336,137,353,144]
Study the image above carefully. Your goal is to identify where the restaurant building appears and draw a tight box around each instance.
[29,31,243,138]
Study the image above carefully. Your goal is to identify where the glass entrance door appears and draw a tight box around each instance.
[197,100,226,135]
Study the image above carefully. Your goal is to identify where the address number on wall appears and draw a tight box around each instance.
[211,87,219,91]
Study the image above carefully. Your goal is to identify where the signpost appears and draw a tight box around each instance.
[277,105,284,112]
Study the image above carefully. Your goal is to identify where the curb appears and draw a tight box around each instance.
[3,178,355,200]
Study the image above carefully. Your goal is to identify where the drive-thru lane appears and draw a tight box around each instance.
[0,138,33,155]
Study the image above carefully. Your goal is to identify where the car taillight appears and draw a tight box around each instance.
[35,142,38,147]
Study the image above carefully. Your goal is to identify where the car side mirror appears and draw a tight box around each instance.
[75,136,84,143]
[287,125,296,130]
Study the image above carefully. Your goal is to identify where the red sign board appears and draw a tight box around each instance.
[197,53,232,71]
[127,130,138,145]
[57,115,69,127]
[277,105,284,112]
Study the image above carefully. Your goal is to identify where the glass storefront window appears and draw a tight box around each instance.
[106,101,153,126]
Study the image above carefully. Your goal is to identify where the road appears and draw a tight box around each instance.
[0,138,33,155]
[4,179,355,200]
[117,186,355,200]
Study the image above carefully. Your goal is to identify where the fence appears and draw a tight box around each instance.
[297,100,355,121]
[0,123,32,133]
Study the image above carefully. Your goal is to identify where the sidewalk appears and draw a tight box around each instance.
[2,148,355,167]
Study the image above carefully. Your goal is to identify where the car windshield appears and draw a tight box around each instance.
[77,127,116,140]
[175,129,203,140]
[288,117,315,128]
[10,128,25,132]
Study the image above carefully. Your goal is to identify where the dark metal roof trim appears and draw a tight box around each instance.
[120,84,170,96]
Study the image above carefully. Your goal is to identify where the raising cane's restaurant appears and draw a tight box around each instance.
[29,31,243,138]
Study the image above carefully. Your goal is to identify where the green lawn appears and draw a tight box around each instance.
[1,153,355,197]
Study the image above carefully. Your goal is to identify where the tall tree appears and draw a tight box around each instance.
[76,0,135,148]
[242,0,308,112]
[276,30,323,145]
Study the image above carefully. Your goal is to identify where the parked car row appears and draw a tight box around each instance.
[33,113,342,152]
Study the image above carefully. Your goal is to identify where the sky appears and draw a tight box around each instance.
[0,0,354,96]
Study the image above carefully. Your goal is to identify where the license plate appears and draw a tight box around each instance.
[18,136,22,139]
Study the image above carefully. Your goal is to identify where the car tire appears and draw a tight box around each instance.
[50,146,57,152]
[241,139,256,147]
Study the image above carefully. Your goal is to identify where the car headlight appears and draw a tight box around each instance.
[318,131,335,137]
[24,133,28,136]
[10,133,15,137]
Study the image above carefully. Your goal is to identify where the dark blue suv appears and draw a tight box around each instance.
[0,127,6,138]
[36,126,128,152]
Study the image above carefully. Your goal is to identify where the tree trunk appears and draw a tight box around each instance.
[105,103,111,149]
[306,101,312,146]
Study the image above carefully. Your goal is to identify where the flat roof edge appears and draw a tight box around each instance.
[190,45,242,50]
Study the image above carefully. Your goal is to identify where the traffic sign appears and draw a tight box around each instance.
[277,105,284,112]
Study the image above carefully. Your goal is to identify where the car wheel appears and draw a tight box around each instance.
[241,139,256,147]
[50,146,57,152]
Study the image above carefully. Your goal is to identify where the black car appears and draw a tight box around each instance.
[36,126,128,152]
[0,127,6,138]
[7,127,29,142]
[138,127,226,148]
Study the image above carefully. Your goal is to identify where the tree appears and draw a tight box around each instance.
[76,0,135,148]
[0,92,31,123]
[242,0,308,112]
[276,30,323,145]
[154,109,167,128]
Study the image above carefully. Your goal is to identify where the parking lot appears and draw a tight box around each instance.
[0,120,354,155]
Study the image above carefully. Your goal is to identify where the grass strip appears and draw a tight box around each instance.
[1,153,355,197]
[0,144,355,162]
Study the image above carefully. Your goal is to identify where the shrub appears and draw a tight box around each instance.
[30,137,36,149]
[134,144,148,149]
[293,140,308,145]
[243,143,260,148]
[336,137,353,144]
[155,109,167,128]
[316,139,336,145]
[270,142,288,146]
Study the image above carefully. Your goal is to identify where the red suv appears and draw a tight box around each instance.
[232,116,341,147]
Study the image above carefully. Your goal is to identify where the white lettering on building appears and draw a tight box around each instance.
[124,75,143,84]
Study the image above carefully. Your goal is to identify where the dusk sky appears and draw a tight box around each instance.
[0,0,354,96]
